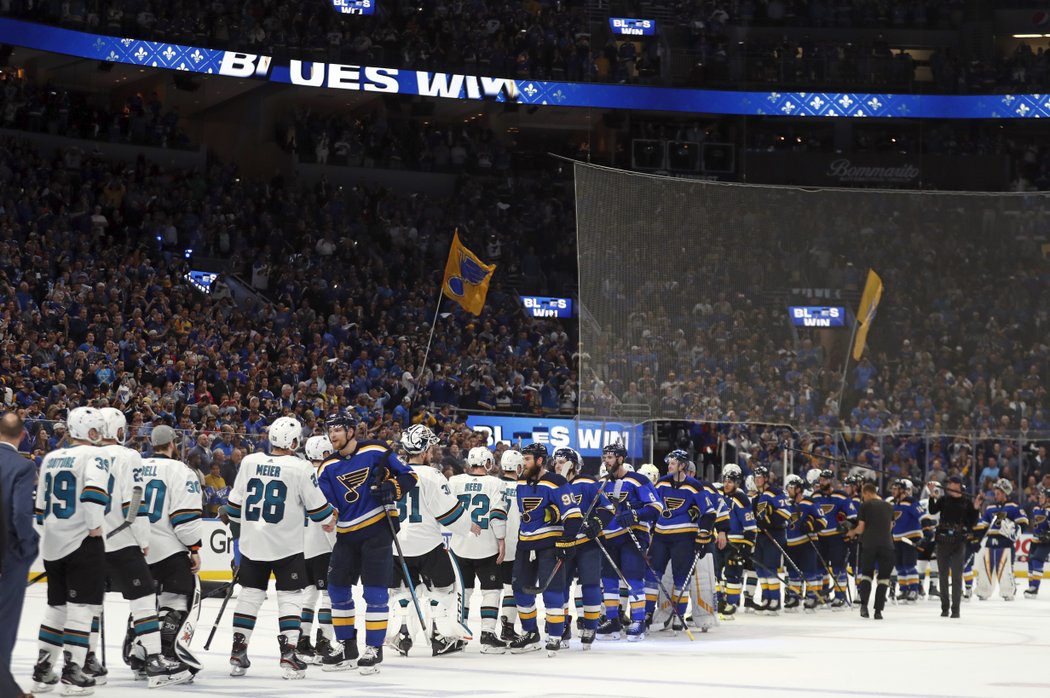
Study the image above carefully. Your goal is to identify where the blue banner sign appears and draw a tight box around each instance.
[789,306,847,328]
[331,0,376,15]
[609,18,656,36]
[521,296,573,318]
[3,19,1050,118]
[464,415,643,459]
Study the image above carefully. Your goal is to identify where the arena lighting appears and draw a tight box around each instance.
[4,19,1050,118]
[1012,33,1050,38]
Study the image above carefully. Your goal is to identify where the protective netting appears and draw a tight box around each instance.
[575,162,1050,434]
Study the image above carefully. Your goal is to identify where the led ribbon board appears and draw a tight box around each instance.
[2,18,1048,118]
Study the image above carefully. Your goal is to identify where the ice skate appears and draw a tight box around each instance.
[509,630,541,653]
[145,654,193,688]
[480,631,508,654]
[358,645,383,675]
[229,632,250,677]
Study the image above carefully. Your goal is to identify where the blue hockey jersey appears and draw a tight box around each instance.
[975,501,1029,546]
[892,497,924,543]
[722,489,758,549]
[516,471,582,550]
[601,471,662,541]
[753,487,792,531]
[317,439,419,538]
[1031,506,1049,537]
[565,474,613,546]
[812,489,854,537]
[786,497,827,547]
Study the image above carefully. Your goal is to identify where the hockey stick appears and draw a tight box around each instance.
[106,486,144,539]
[26,571,47,587]
[203,568,238,650]
[384,504,433,649]
[607,494,695,640]
[521,480,610,596]
[761,529,830,605]
[99,608,106,669]
[807,536,852,607]
[592,537,629,588]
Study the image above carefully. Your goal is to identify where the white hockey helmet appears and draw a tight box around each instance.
[745,474,757,493]
[899,478,914,495]
[722,463,743,482]
[785,474,805,492]
[500,449,524,475]
[467,446,495,471]
[305,435,334,462]
[805,468,822,487]
[67,407,105,444]
[269,416,303,451]
[622,463,635,472]
[400,424,440,455]
[638,463,660,481]
[994,478,1013,496]
[99,407,127,444]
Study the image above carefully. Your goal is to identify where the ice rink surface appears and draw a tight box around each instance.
[12,584,1049,698]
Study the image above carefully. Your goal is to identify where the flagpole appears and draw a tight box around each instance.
[836,313,860,421]
[415,285,444,399]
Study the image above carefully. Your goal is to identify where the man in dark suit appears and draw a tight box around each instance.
[1,412,39,698]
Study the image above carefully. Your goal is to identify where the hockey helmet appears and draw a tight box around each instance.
[785,474,805,492]
[500,449,524,474]
[521,442,549,461]
[467,446,496,471]
[752,465,770,479]
[638,463,660,481]
[67,407,104,444]
[994,478,1013,496]
[722,464,743,482]
[664,449,689,465]
[269,416,303,451]
[401,424,440,455]
[603,442,628,459]
[99,407,128,444]
[305,435,334,462]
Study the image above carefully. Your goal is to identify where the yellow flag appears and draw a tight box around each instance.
[442,231,496,316]
[852,269,883,361]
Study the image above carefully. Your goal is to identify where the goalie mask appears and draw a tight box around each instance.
[400,424,440,456]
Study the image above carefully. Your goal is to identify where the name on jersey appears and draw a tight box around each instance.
[142,464,158,477]
[47,457,75,469]
[463,482,484,492]
[256,464,282,477]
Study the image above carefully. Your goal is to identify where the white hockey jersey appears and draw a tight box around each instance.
[101,444,150,553]
[395,464,474,557]
[447,473,508,559]
[141,456,204,565]
[304,460,337,559]
[226,452,335,562]
[35,445,112,561]
[498,476,520,560]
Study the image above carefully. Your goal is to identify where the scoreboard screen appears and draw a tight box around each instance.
[330,0,376,15]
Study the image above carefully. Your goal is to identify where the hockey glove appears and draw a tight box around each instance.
[615,508,639,529]
[694,539,708,560]
[580,515,603,540]
[555,537,577,561]
[372,479,400,505]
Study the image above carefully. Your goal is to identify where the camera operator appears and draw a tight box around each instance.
[927,476,980,618]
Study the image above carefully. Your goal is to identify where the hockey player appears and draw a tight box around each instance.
[751,466,792,614]
[497,449,523,642]
[974,479,1028,601]
[510,442,582,654]
[138,426,205,680]
[1024,487,1049,598]
[783,474,827,612]
[551,447,610,649]
[32,407,111,695]
[811,469,853,609]
[596,443,662,640]
[449,447,509,652]
[718,464,757,618]
[297,435,339,664]
[388,425,479,656]
[891,479,924,603]
[841,475,862,582]
[224,417,336,679]
[647,450,721,630]
[317,414,419,674]
[917,481,941,599]
[96,409,192,687]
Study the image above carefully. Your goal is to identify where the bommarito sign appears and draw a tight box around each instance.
[745,153,1010,189]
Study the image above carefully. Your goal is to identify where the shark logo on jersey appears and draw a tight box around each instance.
[521,497,543,523]
[336,468,371,503]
